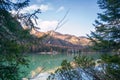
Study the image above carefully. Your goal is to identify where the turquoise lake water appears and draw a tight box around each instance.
[21,52,100,78]
[22,53,75,78]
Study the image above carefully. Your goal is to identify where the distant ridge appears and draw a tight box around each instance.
[31,30,90,48]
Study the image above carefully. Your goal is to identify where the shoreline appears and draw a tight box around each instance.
[23,67,60,80]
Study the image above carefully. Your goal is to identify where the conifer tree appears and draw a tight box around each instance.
[88,0,120,52]
[0,0,40,79]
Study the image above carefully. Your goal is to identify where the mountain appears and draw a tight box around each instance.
[31,30,90,50]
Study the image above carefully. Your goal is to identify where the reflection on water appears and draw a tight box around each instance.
[22,53,74,78]
[22,52,100,79]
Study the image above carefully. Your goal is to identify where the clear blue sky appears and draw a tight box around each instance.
[23,0,101,36]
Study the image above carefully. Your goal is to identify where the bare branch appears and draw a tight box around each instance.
[16,9,41,30]
[55,9,70,31]
[47,9,70,44]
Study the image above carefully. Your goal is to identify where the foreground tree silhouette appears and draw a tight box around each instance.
[88,0,120,79]
[88,0,120,52]
[0,0,41,79]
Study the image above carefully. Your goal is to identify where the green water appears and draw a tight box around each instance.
[28,53,73,70]
[22,52,100,78]
[22,53,75,78]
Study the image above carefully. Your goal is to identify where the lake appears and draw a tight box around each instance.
[22,52,100,79]
[22,53,75,78]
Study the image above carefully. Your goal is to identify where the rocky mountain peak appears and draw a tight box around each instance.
[32,30,90,47]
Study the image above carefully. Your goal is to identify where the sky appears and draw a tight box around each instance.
[12,0,101,37]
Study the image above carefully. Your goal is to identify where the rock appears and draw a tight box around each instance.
[30,72,50,80]
[70,61,78,68]
[22,78,28,80]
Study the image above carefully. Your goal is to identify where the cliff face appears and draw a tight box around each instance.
[31,30,90,49]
